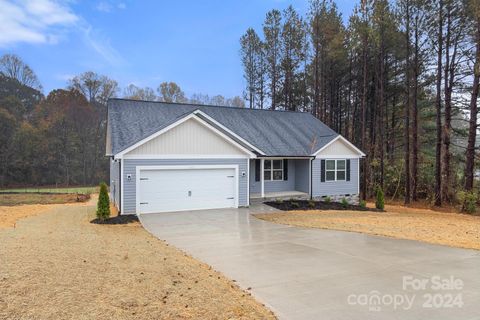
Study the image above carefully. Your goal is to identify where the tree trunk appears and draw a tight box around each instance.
[434,0,443,206]
[360,0,368,200]
[465,17,480,191]
[442,4,458,203]
[379,10,386,189]
[412,11,420,201]
[404,0,411,204]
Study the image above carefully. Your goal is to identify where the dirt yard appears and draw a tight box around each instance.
[0,195,94,228]
[255,203,480,250]
[0,193,90,206]
[0,203,275,319]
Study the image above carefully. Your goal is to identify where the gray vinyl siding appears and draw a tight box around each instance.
[122,158,248,214]
[295,159,310,193]
[312,158,359,197]
[250,159,295,193]
[109,159,120,209]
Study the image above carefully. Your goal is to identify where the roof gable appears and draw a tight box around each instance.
[124,117,251,157]
[108,99,340,157]
[313,135,365,157]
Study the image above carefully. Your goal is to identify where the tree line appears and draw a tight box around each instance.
[0,54,244,188]
[240,0,480,206]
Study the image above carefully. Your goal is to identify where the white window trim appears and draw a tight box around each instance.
[325,159,346,182]
[263,159,284,181]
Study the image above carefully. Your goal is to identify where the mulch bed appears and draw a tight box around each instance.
[90,215,139,225]
[265,199,382,212]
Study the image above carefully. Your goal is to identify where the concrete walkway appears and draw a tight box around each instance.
[139,205,480,320]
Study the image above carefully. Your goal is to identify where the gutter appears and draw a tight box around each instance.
[256,155,315,159]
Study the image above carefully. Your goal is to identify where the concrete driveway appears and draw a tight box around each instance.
[139,205,480,320]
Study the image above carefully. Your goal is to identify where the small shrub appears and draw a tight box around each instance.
[458,191,477,214]
[375,187,385,210]
[275,198,284,204]
[359,200,367,208]
[97,182,110,221]
[341,197,348,208]
[324,196,331,204]
[308,200,316,208]
[291,201,300,209]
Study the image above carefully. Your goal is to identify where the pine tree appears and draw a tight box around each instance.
[280,6,306,111]
[240,28,262,109]
[464,0,480,191]
[263,9,282,110]
[97,182,110,221]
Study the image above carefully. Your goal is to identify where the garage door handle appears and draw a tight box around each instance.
[227,175,234,178]
[140,202,148,205]
[140,178,149,180]
[226,197,234,200]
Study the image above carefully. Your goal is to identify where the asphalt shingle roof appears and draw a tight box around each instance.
[107,99,339,156]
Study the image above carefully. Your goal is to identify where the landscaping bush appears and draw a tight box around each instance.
[359,200,367,208]
[323,196,331,203]
[308,200,316,208]
[291,201,300,209]
[375,187,385,210]
[458,191,478,214]
[97,182,110,221]
[341,197,348,208]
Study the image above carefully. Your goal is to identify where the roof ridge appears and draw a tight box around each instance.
[108,97,311,114]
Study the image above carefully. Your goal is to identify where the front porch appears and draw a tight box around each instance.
[249,158,311,203]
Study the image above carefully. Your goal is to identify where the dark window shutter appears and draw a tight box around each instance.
[283,159,288,180]
[321,160,325,182]
[346,159,351,181]
[255,159,260,182]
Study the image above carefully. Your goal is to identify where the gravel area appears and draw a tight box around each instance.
[255,203,480,250]
[0,203,275,320]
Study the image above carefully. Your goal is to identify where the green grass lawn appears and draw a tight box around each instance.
[0,186,98,194]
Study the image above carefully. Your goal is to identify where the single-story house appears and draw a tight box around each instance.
[106,99,365,215]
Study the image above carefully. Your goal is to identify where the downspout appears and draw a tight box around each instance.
[118,159,121,214]
[310,157,315,200]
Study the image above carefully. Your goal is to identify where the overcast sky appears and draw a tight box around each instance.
[0,0,356,97]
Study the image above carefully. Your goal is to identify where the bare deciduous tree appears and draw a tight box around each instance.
[0,54,42,90]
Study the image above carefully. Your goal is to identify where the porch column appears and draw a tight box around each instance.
[260,158,265,198]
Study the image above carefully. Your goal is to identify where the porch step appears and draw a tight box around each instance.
[250,193,309,204]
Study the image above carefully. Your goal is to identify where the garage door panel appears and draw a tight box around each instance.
[138,167,237,213]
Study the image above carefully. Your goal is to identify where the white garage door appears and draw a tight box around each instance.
[138,167,237,213]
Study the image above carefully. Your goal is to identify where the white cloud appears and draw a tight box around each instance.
[95,1,112,12]
[55,73,75,81]
[81,26,125,66]
[0,0,125,67]
[0,0,78,46]
[95,1,126,13]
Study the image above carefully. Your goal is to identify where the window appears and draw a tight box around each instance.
[325,159,346,181]
[263,159,283,181]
